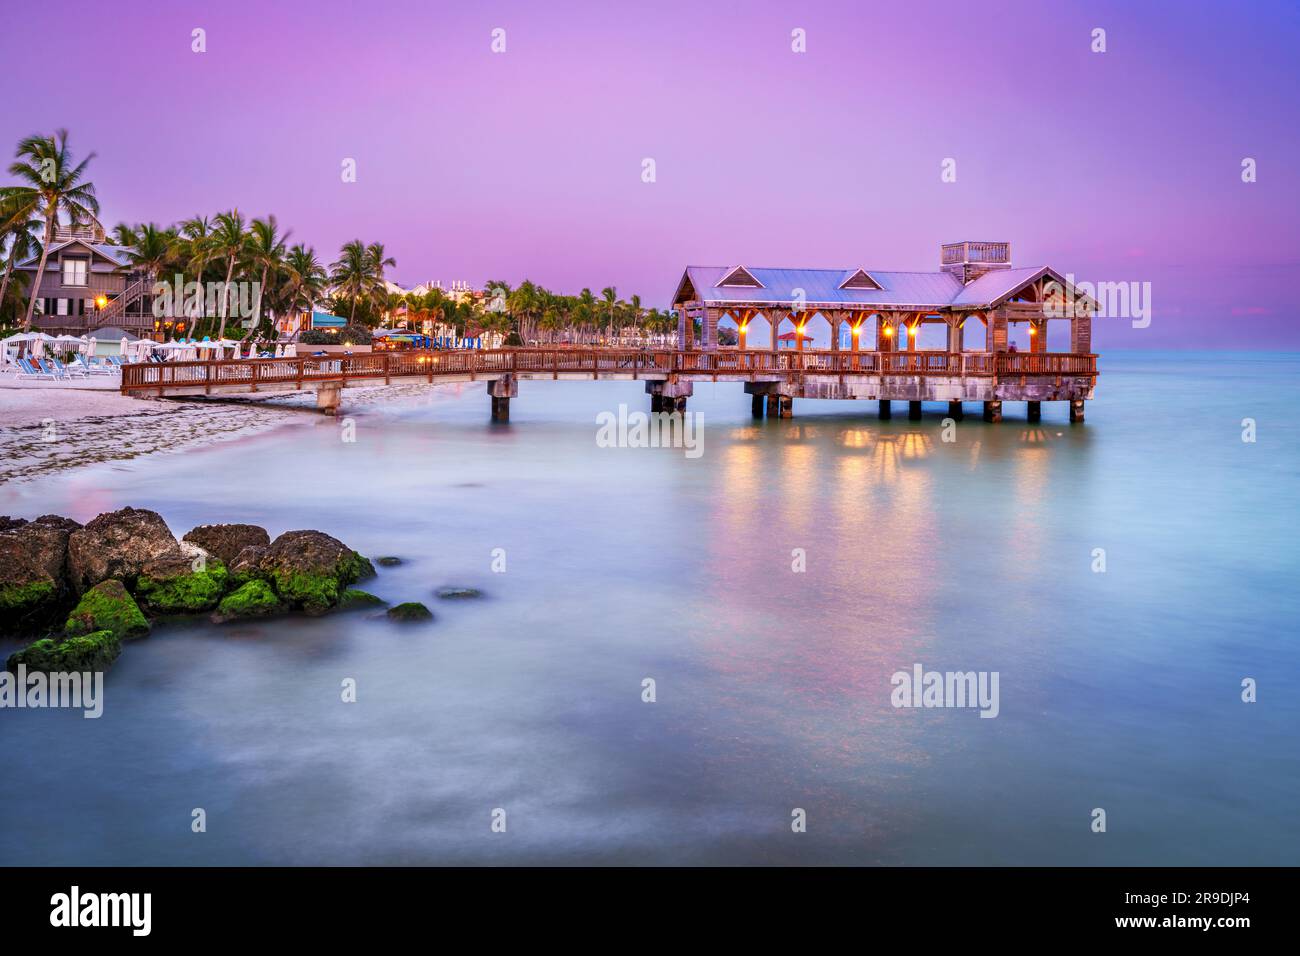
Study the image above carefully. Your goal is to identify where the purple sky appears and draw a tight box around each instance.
[3,0,1296,348]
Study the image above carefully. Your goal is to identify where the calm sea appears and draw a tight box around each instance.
[1,351,1297,864]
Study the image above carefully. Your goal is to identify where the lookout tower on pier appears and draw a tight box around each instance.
[940,241,1011,285]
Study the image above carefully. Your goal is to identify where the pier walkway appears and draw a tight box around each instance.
[120,347,1098,422]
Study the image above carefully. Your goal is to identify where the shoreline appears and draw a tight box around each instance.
[0,381,475,487]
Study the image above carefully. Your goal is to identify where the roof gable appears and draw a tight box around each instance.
[839,268,882,290]
[715,265,764,288]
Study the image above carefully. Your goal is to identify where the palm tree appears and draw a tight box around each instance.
[175,215,214,333]
[281,243,327,330]
[0,196,42,318]
[329,239,369,322]
[109,222,138,247]
[246,215,290,338]
[209,210,248,339]
[121,223,175,330]
[1,129,99,332]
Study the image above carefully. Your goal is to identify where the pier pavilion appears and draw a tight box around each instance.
[669,241,1097,421]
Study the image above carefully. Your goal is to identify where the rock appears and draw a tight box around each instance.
[17,515,81,585]
[386,602,433,622]
[228,545,268,587]
[182,523,271,565]
[6,630,121,673]
[0,515,82,633]
[0,536,59,634]
[64,580,150,640]
[0,516,29,532]
[338,589,386,609]
[213,580,283,622]
[135,553,230,615]
[375,556,403,567]
[66,507,181,592]
[435,586,484,600]
[258,530,374,615]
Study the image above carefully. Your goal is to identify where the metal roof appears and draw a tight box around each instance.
[675,264,1059,312]
[14,239,132,270]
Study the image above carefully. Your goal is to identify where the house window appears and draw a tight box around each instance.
[56,298,71,315]
[62,258,89,286]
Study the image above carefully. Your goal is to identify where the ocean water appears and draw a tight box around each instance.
[1,351,1297,865]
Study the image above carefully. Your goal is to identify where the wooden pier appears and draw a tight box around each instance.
[120,241,1100,422]
[120,346,1097,421]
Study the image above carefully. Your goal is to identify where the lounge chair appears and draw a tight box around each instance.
[49,357,88,378]
[75,354,116,375]
[16,358,56,380]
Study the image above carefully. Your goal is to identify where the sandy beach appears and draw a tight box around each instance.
[0,379,466,485]
[0,380,303,485]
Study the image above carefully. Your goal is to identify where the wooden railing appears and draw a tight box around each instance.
[121,348,1098,394]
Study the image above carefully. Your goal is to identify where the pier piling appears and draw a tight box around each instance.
[1027,401,1042,422]
[983,400,1002,423]
[908,401,922,421]
[947,401,964,421]
[879,400,892,420]
[315,384,341,416]
[1070,399,1086,423]
[751,395,764,418]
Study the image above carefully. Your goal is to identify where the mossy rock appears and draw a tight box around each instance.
[386,602,433,622]
[0,578,58,625]
[6,629,121,673]
[375,556,403,567]
[213,580,283,622]
[135,556,229,615]
[258,531,375,615]
[338,589,386,610]
[348,553,377,581]
[64,580,150,641]
[435,586,483,600]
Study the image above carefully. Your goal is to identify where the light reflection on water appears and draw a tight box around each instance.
[1,353,1297,864]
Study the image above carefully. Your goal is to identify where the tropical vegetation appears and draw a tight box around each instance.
[0,131,677,343]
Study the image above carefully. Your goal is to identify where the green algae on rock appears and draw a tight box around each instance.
[5,629,121,674]
[64,580,150,641]
[135,554,229,615]
[213,579,283,622]
[386,602,433,622]
[338,589,386,610]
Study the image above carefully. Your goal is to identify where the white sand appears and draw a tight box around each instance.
[0,381,303,485]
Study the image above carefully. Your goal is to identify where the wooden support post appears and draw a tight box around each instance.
[908,400,922,420]
[651,393,664,413]
[765,393,779,417]
[315,383,341,416]
[879,400,892,420]
[1070,399,1085,423]
[751,394,764,418]
[778,395,793,419]
[491,395,510,421]
[1027,401,1042,422]
[947,400,963,420]
[983,400,1002,423]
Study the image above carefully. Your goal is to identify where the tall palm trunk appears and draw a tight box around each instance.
[0,254,16,313]
[21,213,56,332]
[217,258,235,339]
